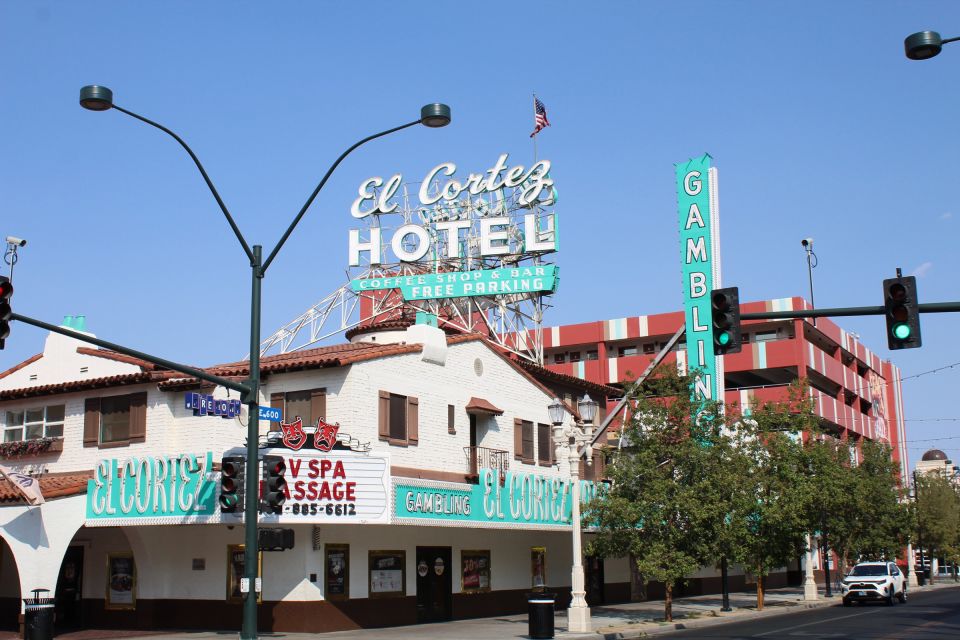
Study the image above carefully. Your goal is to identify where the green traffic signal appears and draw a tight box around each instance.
[717,331,731,346]
[892,323,912,340]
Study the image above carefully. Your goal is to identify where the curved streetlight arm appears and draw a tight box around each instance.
[944,37,960,45]
[261,118,421,274]
[111,104,254,263]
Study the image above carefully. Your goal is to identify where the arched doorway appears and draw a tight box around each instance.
[0,536,21,632]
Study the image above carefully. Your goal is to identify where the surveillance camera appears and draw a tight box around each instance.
[801,237,813,247]
[5,236,26,247]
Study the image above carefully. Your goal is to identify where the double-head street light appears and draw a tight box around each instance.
[548,393,598,633]
[79,85,450,640]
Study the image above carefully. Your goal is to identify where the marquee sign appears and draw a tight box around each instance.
[676,154,722,402]
[85,452,217,526]
[259,449,390,525]
[394,468,598,529]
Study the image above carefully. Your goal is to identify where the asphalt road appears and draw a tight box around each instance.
[663,584,960,639]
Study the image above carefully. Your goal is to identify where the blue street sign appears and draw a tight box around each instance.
[259,406,282,422]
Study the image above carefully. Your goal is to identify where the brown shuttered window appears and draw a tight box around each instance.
[311,389,327,423]
[84,397,100,447]
[84,391,147,448]
[521,421,534,464]
[270,388,327,426]
[128,392,147,442]
[378,390,418,446]
[537,423,553,465]
[406,396,418,445]
[514,418,523,460]
[448,404,456,435]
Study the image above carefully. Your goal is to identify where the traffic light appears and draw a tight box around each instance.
[219,455,245,514]
[883,276,922,350]
[711,287,742,354]
[0,276,12,350]
[258,528,295,551]
[260,455,287,514]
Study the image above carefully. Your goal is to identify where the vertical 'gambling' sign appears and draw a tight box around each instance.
[676,154,721,403]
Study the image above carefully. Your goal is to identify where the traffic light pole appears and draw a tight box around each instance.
[741,301,960,320]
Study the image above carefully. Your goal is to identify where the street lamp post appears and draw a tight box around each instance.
[79,86,450,640]
[905,31,960,60]
[548,394,597,633]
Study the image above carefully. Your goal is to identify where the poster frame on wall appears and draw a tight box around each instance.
[324,543,350,601]
[461,549,491,594]
[105,553,136,610]
[531,546,547,592]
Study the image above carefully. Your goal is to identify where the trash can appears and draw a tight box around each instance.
[23,588,55,640]
[917,570,926,586]
[527,592,555,639]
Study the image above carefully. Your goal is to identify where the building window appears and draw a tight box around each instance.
[618,346,637,357]
[585,350,598,361]
[378,391,419,446]
[754,331,778,343]
[101,395,132,443]
[369,550,406,598]
[4,405,65,442]
[553,353,566,364]
[569,352,581,362]
[643,343,656,354]
[84,393,147,448]
[514,419,534,463]
[537,423,553,465]
[270,388,327,426]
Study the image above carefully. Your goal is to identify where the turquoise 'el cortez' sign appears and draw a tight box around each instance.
[85,451,217,524]
[676,155,720,403]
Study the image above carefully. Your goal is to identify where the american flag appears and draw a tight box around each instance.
[530,97,551,138]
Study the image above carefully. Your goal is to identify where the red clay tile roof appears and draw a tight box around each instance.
[513,358,621,398]
[465,397,504,415]
[0,470,92,504]
[0,352,42,381]
[0,371,175,401]
[76,347,162,371]
[344,319,414,340]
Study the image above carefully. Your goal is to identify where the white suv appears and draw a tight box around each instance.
[841,561,907,606]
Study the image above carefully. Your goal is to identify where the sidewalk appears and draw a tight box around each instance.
[8,581,959,640]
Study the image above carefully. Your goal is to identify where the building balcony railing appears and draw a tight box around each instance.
[464,446,510,480]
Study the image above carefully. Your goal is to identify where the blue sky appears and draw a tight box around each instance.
[2,1,959,470]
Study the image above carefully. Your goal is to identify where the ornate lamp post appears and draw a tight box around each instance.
[79,85,450,639]
[549,394,597,633]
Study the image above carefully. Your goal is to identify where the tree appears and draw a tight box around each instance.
[585,370,736,622]
[843,441,912,564]
[728,381,819,610]
[915,473,960,584]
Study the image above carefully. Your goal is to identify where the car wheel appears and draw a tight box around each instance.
[886,587,895,606]
[842,597,852,607]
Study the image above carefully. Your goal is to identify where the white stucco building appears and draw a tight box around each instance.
[0,319,624,634]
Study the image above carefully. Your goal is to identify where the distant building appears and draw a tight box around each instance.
[916,449,960,485]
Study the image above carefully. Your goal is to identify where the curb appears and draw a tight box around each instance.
[594,598,838,639]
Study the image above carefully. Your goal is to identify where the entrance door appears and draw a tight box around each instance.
[416,546,452,623]
[585,556,605,605]
[55,546,84,631]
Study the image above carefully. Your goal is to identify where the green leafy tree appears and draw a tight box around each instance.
[585,370,736,622]
[802,433,856,574]
[843,441,912,564]
[729,381,819,610]
[915,473,960,584]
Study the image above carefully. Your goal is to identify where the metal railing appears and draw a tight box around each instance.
[464,446,510,478]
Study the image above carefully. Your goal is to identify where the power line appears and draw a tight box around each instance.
[902,360,960,382]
